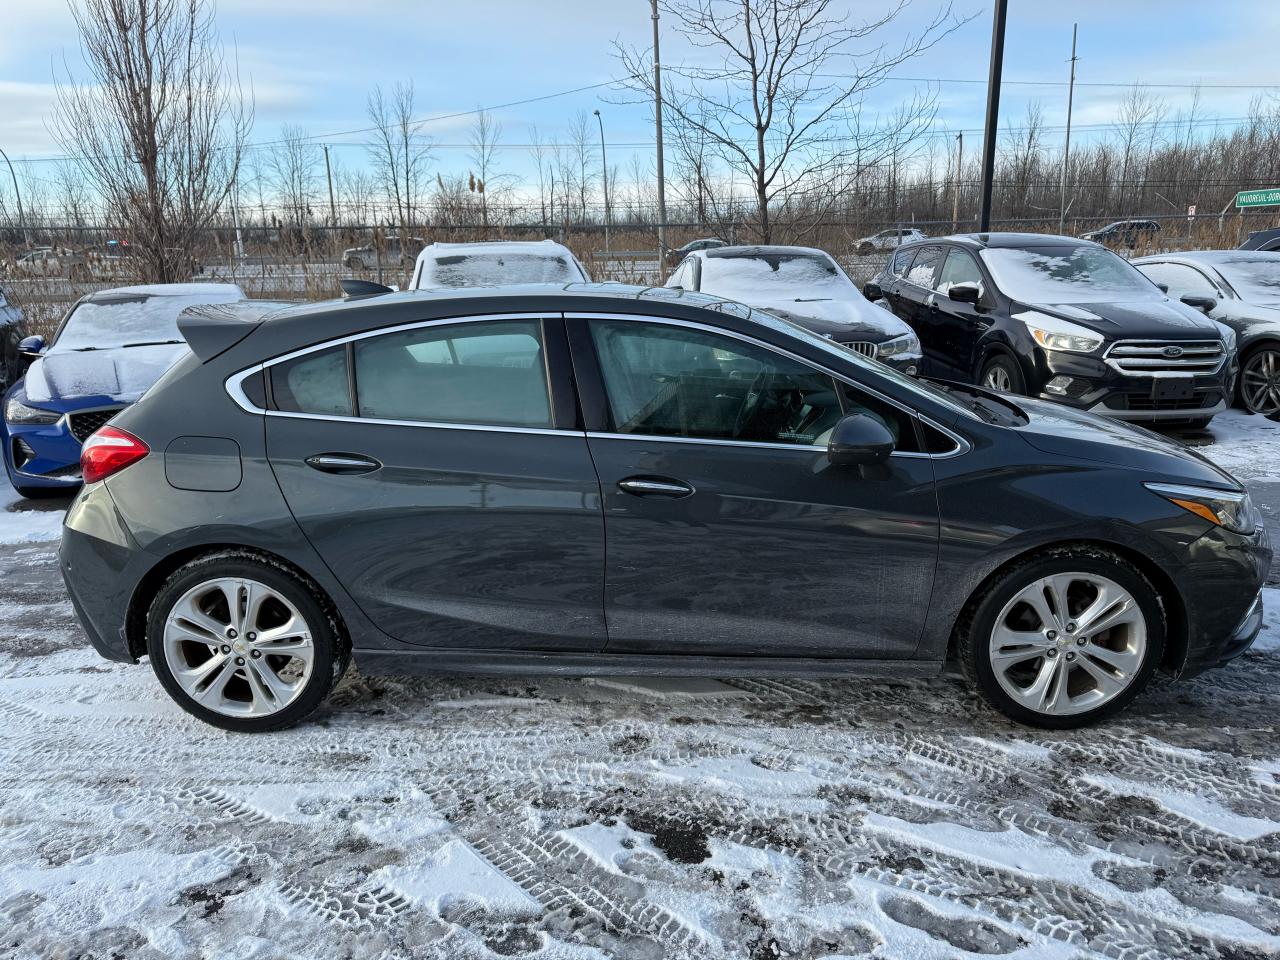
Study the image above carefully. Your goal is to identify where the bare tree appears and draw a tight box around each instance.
[52,0,251,281]
[615,0,964,243]
[468,109,506,231]
[268,125,319,231]
[567,110,596,223]
[367,81,432,237]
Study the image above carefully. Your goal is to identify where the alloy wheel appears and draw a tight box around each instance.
[984,365,1012,392]
[1241,348,1280,415]
[162,577,315,718]
[988,572,1147,717]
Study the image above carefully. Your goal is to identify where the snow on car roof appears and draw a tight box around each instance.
[86,282,245,301]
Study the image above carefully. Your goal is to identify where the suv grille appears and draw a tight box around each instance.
[1105,340,1225,375]
[843,341,878,358]
[68,407,124,443]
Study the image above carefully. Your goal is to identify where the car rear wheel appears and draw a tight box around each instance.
[147,552,349,732]
[979,353,1025,395]
[1238,344,1280,416]
[957,547,1164,728]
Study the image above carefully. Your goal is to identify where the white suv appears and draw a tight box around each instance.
[410,240,589,290]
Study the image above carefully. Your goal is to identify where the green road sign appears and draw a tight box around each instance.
[1236,188,1280,208]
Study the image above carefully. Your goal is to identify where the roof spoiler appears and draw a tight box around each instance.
[340,278,395,299]
[176,301,285,362]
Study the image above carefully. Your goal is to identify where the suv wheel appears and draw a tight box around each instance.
[979,353,1025,394]
[147,552,350,732]
[957,547,1164,728]
[1239,344,1280,416]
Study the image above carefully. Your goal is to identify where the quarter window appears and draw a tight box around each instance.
[589,320,843,446]
[354,319,551,427]
[838,383,924,454]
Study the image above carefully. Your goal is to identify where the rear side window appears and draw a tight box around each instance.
[354,319,551,427]
[905,246,941,287]
[890,246,917,277]
[271,345,352,416]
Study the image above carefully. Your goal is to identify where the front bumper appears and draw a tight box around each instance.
[1177,522,1272,677]
[4,418,85,489]
[1033,348,1235,422]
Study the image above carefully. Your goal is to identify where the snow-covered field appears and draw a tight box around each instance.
[1,412,1278,960]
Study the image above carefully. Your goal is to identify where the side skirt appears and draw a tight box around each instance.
[353,647,945,679]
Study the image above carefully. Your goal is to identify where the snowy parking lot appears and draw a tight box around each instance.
[1,412,1278,960]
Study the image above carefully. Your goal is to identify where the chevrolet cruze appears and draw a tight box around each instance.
[59,285,1269,732]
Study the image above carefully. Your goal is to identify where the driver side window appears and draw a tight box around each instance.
[588,320,843,446]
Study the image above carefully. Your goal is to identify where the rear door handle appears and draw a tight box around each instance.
[305,453,382,475]
[617,476,695,498]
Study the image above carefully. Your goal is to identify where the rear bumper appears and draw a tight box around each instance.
[59,482,142,663]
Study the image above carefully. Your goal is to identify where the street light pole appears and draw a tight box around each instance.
[651,0,667,281]
[0,147,28,250]
[977,0,1008,233]
[593,109,611,256]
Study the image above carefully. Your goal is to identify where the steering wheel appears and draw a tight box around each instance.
[732,368,773,438]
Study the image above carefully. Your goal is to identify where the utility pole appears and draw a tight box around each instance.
[977,0,1008,232]
[952,131,963,232]
[651,0,668,281]
[323,144,337,228]
[593,109,612,256]
[0,147,28,250]
[1058,23,1078,235]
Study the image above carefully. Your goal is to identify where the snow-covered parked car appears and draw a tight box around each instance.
[410,240,590,290]
[854,228,926,256]
[666,244,921,373]
[343,236,426,271]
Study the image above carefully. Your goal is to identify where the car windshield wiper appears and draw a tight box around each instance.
[118,339,186,348]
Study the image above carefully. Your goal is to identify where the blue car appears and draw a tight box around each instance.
[2,283,245,498]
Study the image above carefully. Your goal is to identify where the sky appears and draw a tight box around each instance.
[1,0,1277,209]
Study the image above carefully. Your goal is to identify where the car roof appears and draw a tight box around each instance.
[84,282,245,303]
[419,239,571,256]
[701,244,832,259]
[1133,250,1280,265]
[899,232,1098,252]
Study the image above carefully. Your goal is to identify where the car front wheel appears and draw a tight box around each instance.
[1238,344,1280,416]
[979,353,1025,395]
[147,552,350,732]
[958,547,1164,728]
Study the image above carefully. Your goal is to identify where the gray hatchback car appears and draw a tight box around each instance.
[60,285,1269,732]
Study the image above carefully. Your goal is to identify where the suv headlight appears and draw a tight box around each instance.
[877,332,921,359]
[1145,482,1260,533]
[1018,311,1105,354]
[5,396,60,425]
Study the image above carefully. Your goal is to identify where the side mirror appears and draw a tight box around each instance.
[946,282,982,305]
[827,413,895,467]
[1180,294,1217,314]
[862,282,883,301]
[17,335,45,359]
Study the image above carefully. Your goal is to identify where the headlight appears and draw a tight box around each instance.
[4,396,60,425]
[1215,321,1237,355]
[877,332,921,359]
[1145,482,1259,533]
[1019,311,1105,354]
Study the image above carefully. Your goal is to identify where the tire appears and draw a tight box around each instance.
[146,551,350,733]
[979,353,1025,395]
[956,546,1165,729]
[345,256,364,271]
[1237,343,1280,416]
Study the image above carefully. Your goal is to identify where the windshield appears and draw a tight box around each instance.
[699,253,856,302]
[424,252,583,288]
[1214,254,1280,303]
[53,293,239,351]
[980,245,1161,305]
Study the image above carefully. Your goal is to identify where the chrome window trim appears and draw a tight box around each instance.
[567,311,969,459]
[223,309,971,458]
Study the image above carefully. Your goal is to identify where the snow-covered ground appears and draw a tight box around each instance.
[1,412,1278,959]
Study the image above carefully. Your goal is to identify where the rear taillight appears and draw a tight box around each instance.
[80,426,149,484]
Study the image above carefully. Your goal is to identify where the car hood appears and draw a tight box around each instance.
[22,343,189,404]
[1011,394,1240,488]
[1015,298,1221,341]
[750,297,911,342]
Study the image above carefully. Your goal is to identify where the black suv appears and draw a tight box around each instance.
[1080,219,1161,249]
[866,234,1236,427]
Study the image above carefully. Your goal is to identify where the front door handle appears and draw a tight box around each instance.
[305,453,382,475]
[617,476,695,498]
